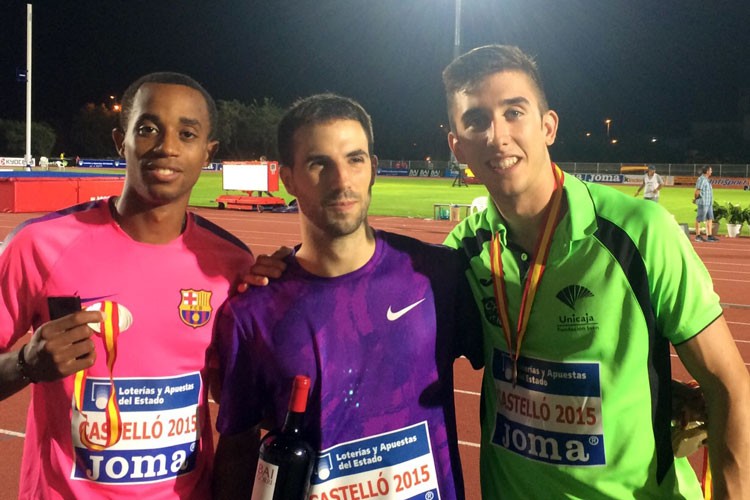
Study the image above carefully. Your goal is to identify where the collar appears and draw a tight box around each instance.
[484,169,598,247]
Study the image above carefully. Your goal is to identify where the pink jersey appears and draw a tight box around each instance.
[0,198,253,499]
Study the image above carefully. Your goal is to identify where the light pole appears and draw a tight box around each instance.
[453,0,462,60]
[24,4,32,169]
[449,0,462,167]
[604,118,612,139]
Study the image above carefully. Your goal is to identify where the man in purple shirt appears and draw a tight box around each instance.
[212,94,482,499]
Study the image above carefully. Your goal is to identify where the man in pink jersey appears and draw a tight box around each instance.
[0,72,254,499]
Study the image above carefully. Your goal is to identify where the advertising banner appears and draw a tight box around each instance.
[376,168,410,177]
[573,173,624,184]
[0,157,35,167]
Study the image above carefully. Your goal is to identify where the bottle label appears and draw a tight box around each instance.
[251,458,280,500]
[309,421,440,499]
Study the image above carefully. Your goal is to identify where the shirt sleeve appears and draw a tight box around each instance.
[213,300,264,435]
[443,225,462,250]
[0,230,46,351]
[452,253,484,369]
[643,207,722,344]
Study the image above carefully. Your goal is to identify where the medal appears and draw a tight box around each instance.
[490,163,564,385]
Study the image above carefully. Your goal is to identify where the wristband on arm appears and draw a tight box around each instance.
[17,344,37,384]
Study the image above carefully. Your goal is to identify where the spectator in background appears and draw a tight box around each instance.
[694,165,718,242]
[634,164,664,202]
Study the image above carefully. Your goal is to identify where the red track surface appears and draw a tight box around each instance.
[1,208,748,499]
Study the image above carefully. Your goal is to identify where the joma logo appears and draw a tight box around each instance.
[498,423,595,464]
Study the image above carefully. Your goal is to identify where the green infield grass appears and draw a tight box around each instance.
[191,172,749,233]
[60,167,750,234]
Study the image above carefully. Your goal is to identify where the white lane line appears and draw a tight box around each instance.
[458,440,480,448]
[0,428,25,438]
[455,389,481,397]
[722,302,750,309]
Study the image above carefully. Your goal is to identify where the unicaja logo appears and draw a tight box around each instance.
[556,285,593,311]
[555,285,598,333]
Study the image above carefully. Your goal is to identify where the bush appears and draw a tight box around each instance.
[726,203,745,225]
[712,201,728,222]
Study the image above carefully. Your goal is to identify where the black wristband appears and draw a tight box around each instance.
[17,344,37,384]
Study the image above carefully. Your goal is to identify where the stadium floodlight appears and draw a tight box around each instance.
[24,4,32,168]
[453,0,462,59]
[448,0,462,164]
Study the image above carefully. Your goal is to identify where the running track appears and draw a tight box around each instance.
[1,209,748,499]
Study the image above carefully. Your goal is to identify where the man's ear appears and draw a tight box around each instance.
[206,140,219,165]
[369,154,378,187]
[279,165,296,197]
[543,110,559,146]
[448,131,465,163]
[112,128,125,157]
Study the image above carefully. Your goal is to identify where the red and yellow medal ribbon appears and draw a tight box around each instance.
[701,449,712,499]
[490,163,565,384]
[72,301,123,450]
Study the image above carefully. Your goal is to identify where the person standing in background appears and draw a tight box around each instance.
[694,165,718,242]
[634,164,664,202]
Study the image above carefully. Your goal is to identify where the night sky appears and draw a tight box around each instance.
[1,0,749,159]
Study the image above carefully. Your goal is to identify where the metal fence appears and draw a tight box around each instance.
[556,163,750,177]
[378,159,750,178]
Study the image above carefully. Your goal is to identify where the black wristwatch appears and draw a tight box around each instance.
[17,344,37,384]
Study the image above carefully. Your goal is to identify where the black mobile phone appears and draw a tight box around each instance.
[47,296,82,320]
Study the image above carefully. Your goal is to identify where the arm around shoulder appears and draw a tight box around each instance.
[675,316,750,499]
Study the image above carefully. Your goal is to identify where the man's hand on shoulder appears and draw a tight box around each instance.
[236,246,293,293]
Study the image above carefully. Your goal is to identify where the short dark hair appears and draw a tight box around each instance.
[442,45,548,130]
[701,165,711,174]
[119,72,218,139]
[277,93,374,167]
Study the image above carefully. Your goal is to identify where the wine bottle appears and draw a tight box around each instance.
[251,375,315,500]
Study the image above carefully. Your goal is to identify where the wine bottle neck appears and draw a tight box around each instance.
[282,411,305,434]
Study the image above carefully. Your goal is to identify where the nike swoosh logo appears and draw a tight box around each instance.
[387,298,426,321]
[80,294,117,304]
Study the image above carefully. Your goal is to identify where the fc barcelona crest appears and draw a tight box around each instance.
[178,289,213,328]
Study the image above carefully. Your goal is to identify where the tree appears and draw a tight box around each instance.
[69,103,120,157]
[216,99,247,159]
[0,119,56,157]
[216,98,284,159]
